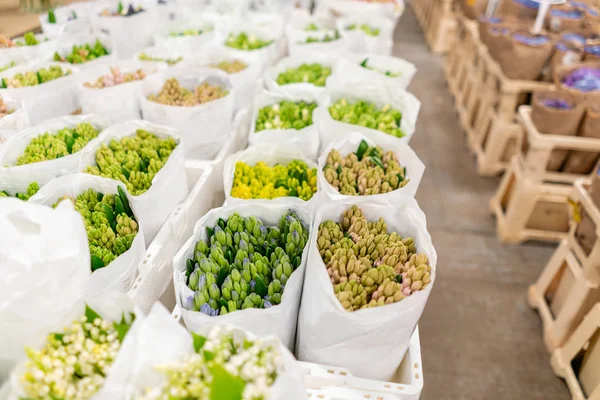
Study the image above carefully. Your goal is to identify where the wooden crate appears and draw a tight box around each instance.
[551,304,600,399]
[490,157,571,244]
[518,107,600,185]
[567,180,600,285]
[444,14,555,176]
[412,0,457,54]
[528,240,600,352]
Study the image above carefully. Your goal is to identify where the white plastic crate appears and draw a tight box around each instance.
[301,327,423,400]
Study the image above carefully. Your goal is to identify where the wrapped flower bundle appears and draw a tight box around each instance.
[562,66,600,92]
[225,33,274,50]
[231,159,317,200]
[329,98,404,137]
[83,129,178,195]
[138,53,182,65]
[359,58,400,77]
[139,326,283,400]
[183,210,309,315]
[54,186,139,271]
[54,39,110,64]
[18,305,135,400]
[16,122,99,165]
[0,32,43,48]
[147,78,228,106]
[210,60,248,74]
[169,27,212,37]
[0,181,40,200]
[276,63,332,87]
[345,23,381,36]
[84,67,147,89]
[255,101,317,131]
[318,205,432,311]
[323,139,409,196]
[303,30,341,43]
[100,1,144,16]
[1,65,71,88]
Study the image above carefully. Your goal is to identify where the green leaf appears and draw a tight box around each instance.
[117,1,124,13]
[91,255,105,272]
[117,186,134,218]
[360,58,369,67]
[1,78,7,89]
[65,135,75,154]
[209,363,245,400]
[121,166,130,180]
[72,10,77,19]
[254,275,267,297]
[102,203,116,232]
[397,173,404,183]
[219,298,228,309]
[85,304,102,323]
[192,332,207,353]
[206,226,215,239]
[48,9,56,23]
[356,139,369,161]
[217,266,229,287]
[204,350,216,361]
[218,218,227,230]
[97,191,103,202]
[114,312,134,342]
[186,259,195,280]
[36,71,42,84]
[53,333,65,341]
[370,155,384,169]
[115,195,125,216]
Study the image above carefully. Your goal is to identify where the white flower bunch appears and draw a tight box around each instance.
[20,306,134,400]
[140,326,283,400]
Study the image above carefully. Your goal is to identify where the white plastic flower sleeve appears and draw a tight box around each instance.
[333,53,417,90]
[0,97,29,148]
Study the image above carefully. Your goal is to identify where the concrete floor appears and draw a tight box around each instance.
[395,7,572,400]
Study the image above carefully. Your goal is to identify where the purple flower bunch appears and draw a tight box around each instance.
[513,33,550,46]
[541,98,574,109]
[562,67,600,92]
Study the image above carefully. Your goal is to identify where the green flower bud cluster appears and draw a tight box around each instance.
[15,32,40,47]
[148,78,228,106]
[21,305,134,400]
[359,58,400,77]
[318,205,432,311]
[84,129,178,195]
[184,210,309,316]
[328,98,404,138]
[225,32,274,50]
[1,65,71,88]
[323,139,409,196]
[138,53,183,65]
[303,30,341,43]
[345,23,381,37]
[231,160,318,201]
[53,39,110,64]
[0,182,40,201]
[16,122,100,166]
[276,63,332,87]
[0,61,16,72]
[255,100,317,132]
[305,22,320,31]
[54,186,139,272]
[143,326,281,400]
[210,59,248,74]
[169,27,212,36]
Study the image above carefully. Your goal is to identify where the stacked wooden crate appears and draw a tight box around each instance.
[412,0,457,53]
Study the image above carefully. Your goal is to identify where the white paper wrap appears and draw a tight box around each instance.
[216,26,281,70]
[90,5,160,58]
[264,53,337,98]
[0,97,29,148]
[0,52,26,75]
[315,79,421,149]
[139,66,235,158]
[52,32,117,70]
[78,120,189,243]
[173,202,313,350]
[0,61,80,125]
[76,60,166,124]
[206,0,253,14]
[336,15,394,55]
[152,17,217,52]
[122,303,307,400]
[248,91,320,160]
[28,174,146,296]
[8,292,143,400]
[0,114,108,187]
[0,199,90,384]
[39,3,92,38]
[318,133,424,199]
[334,54,417,90]
[0,34,56,64]
[180,48,262,111]
[286,28,357,57]
[296,196,436,381]
[223,142,319,206]
[317,0,405,22]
